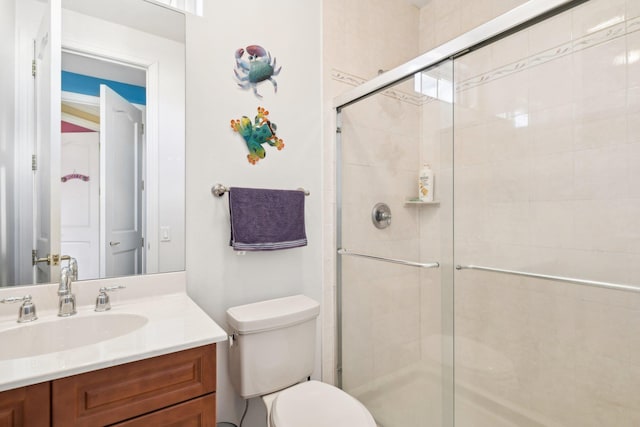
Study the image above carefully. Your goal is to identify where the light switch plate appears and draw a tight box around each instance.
[160,226,171,242]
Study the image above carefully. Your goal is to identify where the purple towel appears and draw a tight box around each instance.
[229,187,307,251]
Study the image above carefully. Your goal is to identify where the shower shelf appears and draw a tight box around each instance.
[404,199,440,206]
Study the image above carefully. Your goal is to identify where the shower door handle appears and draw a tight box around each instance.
[338,248,439,269]
[456,264,640,293]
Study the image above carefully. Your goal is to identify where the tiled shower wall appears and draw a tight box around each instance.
[327,0,640,425]
[340,83,422,391]
[452,0,640,425]
[322,0,420,386]
[323,0,530,388]
[418,0,528,52]
[326,0,534,387]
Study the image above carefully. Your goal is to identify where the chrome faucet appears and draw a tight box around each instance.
[69,257,78,281]
[58,266,77,317]
[0,295,37,323]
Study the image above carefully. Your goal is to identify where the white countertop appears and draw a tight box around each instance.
[0,273,227,392]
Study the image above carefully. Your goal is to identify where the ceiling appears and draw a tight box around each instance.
[62,0,185,43]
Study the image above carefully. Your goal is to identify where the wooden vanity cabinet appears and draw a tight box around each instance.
[110,393,216,426]
[0,344,216,427]
[0,382,50,427]
[52,344,216,427]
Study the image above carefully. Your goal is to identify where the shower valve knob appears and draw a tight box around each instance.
[372,203,392,229]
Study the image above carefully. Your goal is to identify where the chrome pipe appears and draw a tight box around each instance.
[338,248,439,269]
[456,264,640,293]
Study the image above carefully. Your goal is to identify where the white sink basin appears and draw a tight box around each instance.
[0,313,148,361]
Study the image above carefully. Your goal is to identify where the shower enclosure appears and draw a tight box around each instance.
[336,0,640,426]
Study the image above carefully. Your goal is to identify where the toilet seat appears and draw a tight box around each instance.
[269,380,376,427]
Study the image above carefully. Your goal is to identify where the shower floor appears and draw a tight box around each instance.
[349,362,554,427]
[355,366,442,427]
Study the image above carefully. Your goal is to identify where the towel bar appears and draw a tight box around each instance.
[211,183,310,197]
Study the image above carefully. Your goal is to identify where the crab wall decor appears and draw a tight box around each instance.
[230,106,285,165]
[234,45,281,98]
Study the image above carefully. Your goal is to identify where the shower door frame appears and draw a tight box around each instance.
[334,0,587,425]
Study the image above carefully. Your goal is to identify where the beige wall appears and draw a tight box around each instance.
[453,0,640,425]
[326,0,640,426]
[418,0,527,52]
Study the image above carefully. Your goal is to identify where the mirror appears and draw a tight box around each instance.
[0,0,185,287]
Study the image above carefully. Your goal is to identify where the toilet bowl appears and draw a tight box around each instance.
[226,295,376,427]
[265,380,376,427]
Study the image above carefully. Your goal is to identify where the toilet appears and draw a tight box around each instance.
[226,295,376,427]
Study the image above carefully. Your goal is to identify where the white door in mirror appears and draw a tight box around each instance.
[61,133,100,280]
[100,85,143,277]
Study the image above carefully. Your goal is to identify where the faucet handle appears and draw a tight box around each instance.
[95,285,126,312]
[1,295,38,323]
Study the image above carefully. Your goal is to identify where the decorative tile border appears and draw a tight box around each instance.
[331,69,434,106]
[333,14,640,104]
[331,69,367,88]
[456,17,634,92]
[627,15,640,33]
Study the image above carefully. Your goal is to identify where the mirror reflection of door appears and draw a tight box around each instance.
[60,132,99,279]
[61,53,146,280]
[100,84,143,278]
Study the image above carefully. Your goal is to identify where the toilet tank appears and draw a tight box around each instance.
[226,295,320,399]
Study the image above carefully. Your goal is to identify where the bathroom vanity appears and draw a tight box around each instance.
[1,344,216,426]
[0,272,227,427]
[0,344,216,427]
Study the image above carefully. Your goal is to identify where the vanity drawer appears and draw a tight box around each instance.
[0,382,50,427]
[52,344,216,427]
[111,393,215,426]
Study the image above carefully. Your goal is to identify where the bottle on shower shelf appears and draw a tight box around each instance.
[418,164,434,202]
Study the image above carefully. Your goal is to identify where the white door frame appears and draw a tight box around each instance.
[14,6,41,284]
[34,0,62,284]
[61,43,160,274]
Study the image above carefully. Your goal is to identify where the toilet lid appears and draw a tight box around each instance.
[270,381,376,427]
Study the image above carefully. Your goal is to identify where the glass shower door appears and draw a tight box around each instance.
[337,60,454,427]
[452,1,640,425]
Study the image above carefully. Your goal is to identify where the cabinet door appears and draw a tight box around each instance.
[111,393,215,427]
[52,344,216,426]
[0,382,50,427]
